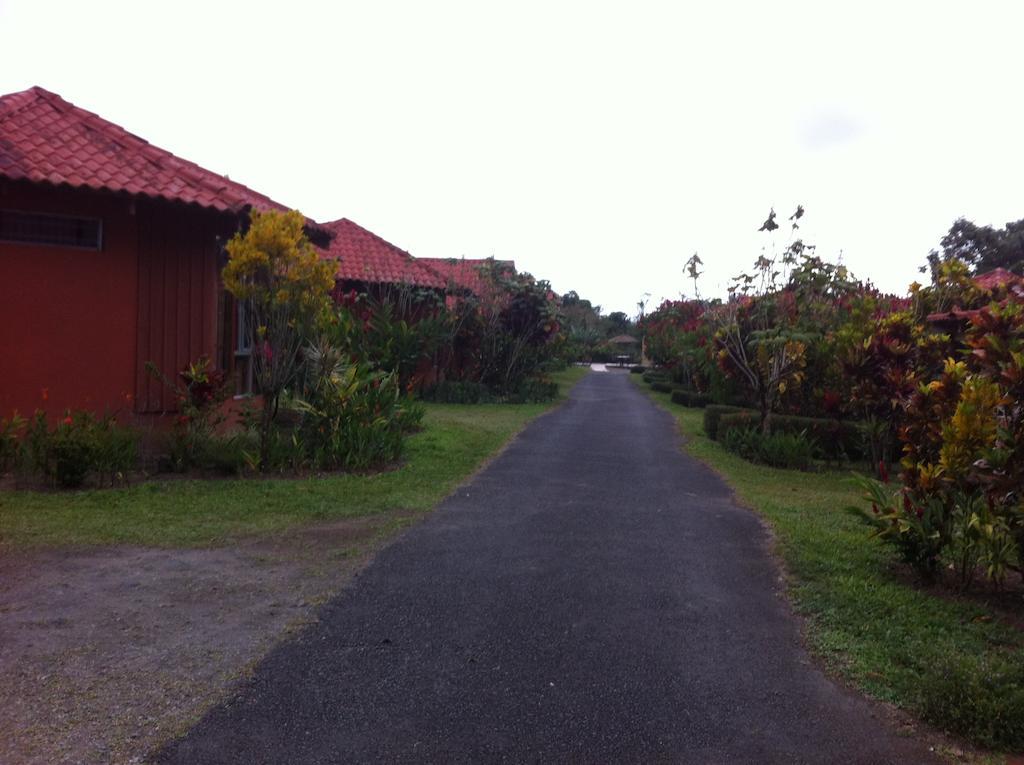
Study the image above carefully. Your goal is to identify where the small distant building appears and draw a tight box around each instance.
[318,218,446,297]
[609,334,640,363]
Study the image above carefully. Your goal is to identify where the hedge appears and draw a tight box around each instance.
[715,411,866,460]
[651,381,673,393]
[642,370,668,385]
[629,365,647,374]
[670,389,712,408]
[703,405,755,440]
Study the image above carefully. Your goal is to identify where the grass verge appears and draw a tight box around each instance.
[634,377,1024,756]
[0,367,589,550]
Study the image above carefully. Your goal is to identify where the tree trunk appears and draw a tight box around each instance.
[758,387,771,435]
[258,393,275,472]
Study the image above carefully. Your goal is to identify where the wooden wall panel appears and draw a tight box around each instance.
[135,202,234,413]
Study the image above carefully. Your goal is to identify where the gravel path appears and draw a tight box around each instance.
[158,371,939,764]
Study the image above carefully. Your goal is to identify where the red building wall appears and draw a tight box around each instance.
[0,182,235,421]
[1,183,140,420]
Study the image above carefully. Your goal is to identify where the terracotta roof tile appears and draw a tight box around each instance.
[318,218,446,289]
[974,268,1023,291]
[0,85,288,214]
[416,257,515,296]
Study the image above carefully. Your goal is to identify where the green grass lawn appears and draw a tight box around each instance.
[0,367,589,551]
[634,377,1024,756]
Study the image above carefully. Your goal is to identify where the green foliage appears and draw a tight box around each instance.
[650,380,672,393]
[629,365,646,374]
[847,293,1024,585]
[847,475,952,579]
[928,215,1024,276]
[670,389,711,408]
[294,339,414,471]
[22,410,136,488]
[642,370,668,385]
[721,425,818,470]
[0,413,25,472]
[331,287,446,392]
[147,357,235,473]
[472,265,561,395]
[640,298,715,391]
[703,405,754,440]
[717,411,865,461]
[917,654,1024,750]
[559,290,637,363]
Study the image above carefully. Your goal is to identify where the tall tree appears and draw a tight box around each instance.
[927,216,1024,277]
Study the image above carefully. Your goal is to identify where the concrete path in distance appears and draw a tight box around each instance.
[158,372,938,764]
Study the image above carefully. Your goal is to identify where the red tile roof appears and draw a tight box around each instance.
[974,268,1023,291]
[926,270,1024,324]
[416,257,515,295]
[0,86,289,214]
[318,218,446,289]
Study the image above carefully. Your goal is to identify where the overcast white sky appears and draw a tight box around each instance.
[2,0,1022,314]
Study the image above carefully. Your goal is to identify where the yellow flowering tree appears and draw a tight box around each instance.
[223,209,336,470]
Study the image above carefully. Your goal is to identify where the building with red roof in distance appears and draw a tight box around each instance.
[925,268,1024,329]
[972,267,1022,292]
[317,218,446,294]
[0,86,319,419]
[416,258,516,301]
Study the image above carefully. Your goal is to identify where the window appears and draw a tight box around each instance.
[0,209,103,250]
[235,299,254,395]
[236,299,253,354]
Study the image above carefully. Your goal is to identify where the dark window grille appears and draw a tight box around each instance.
[0,209,103,250]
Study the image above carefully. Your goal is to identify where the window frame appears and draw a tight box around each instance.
[0,208,104,251]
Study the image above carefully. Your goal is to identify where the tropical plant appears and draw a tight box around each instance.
[295,339,420,470]
[222,209,336,470]
[146,356,233,471]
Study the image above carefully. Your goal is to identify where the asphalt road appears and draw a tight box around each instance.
[158,371,938,764]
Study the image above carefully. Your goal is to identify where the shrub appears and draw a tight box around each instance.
[642,370,668,385]
[670,389,711,408]
[0,413,25,473]
[721,426,818,470]
[848,476,1019,585]
[650,381,672,393]
[716,411,864,461]
[295,341,411,471]
[195,435,249,476]
[629,365,646,374]
[703,405,754,440]
[918,655,1024,751]
[397,398,426,432]
[23,410,137,488]
[147,357,233,472]
[91,416,138,485]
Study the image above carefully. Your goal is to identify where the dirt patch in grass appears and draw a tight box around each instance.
[0,508,422,765]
